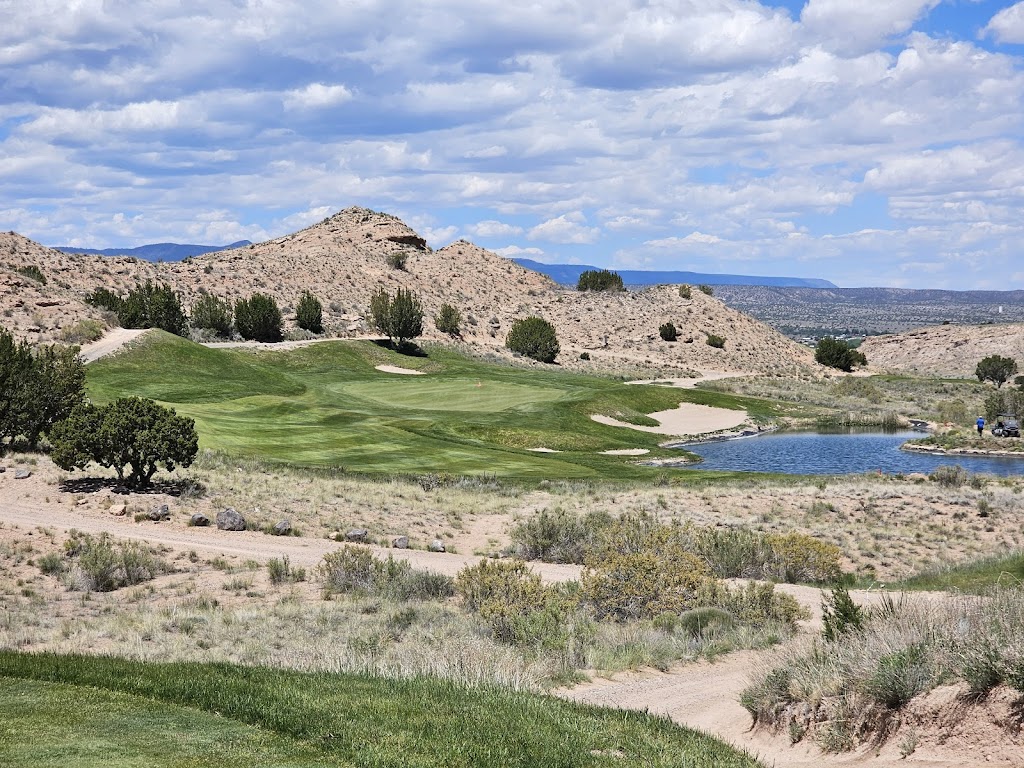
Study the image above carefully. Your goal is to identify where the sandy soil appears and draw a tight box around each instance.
[626,371,754,389]
[592,402,749,436]
[600,448,650,456]
[375,364,426,375]
[79,328,149,362]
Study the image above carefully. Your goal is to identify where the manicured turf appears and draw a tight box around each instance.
[86,332,780,479]
[0,652,765,767]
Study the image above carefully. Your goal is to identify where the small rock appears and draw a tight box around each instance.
[190,513,211,527]
[329,530,342,541]
[76,498,89,506]
[109,504,127,516]
[345,528,368,543]
[0,466,5,473]
[392,535,409,549]
[148,504,171,521]
[272,519,292,536]
[428,539,446,553]
[14,469,31,480]
[216,507,247,531]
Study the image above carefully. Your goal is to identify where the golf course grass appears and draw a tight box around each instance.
[0,651,765,767]
[86,332,783,479]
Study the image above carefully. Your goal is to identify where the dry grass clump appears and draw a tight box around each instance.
[742,588,1024,752]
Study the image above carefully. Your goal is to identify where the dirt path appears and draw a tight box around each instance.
[79,328,149,362]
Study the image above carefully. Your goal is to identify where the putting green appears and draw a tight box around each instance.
[86,332,775,479]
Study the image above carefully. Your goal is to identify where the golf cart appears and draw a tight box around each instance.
[992,414,1021,438]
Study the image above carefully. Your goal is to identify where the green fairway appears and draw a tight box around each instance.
[86,332,780,479]
[0,652,764,767]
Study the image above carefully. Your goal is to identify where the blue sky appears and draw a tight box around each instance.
[3,1,1024,288]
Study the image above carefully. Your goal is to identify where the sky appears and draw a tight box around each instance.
[3,1,1024,289]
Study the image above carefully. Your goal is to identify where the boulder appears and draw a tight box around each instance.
[14,469,31,480]
[216,507,247,531]
[148,504,171,521]
[272,519,292,536]
[109,504,127,516]
[190,513,211,527]
[392,535,409,549]
[0,466,5,473]
[345,528,368,543]
[428,539,446,553]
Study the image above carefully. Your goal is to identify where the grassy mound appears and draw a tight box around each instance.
[0,651,764,767]
[85,332,776,479]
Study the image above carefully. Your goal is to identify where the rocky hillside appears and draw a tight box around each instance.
[2,208,817,376]
[861,323,1024,378]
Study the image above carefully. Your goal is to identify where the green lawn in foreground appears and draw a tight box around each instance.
[86,332,782,479]
[0,652,764,768]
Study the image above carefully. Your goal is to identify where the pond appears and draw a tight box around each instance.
[677,430,1024,477]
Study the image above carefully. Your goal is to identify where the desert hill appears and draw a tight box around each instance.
[860,323,1024,378]
[1,208,816,375]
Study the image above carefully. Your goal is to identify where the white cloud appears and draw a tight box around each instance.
[283,83,353,110]
[467,220,523,238]
[494,245,545,258]
[528,212,600,244]
[800,0,940,53]
[645,232,723,247]
[985,2,1024,44]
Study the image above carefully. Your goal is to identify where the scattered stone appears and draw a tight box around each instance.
[272,519,292,536]
[428,539,446,553]
[13,469,30,480]
[329,530,342,541]
[345,528,368,543]
[148,504,171,521]
[190,513,211,527]
[392,535,409,549]
[76,498,89,506]
[109,504,127,516]
[0,466,5,473]
[216,507,247,531]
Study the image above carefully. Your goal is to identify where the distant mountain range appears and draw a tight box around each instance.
[54,241,251,262]
[512,258,837,289]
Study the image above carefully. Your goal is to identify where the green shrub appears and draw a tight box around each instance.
[235,293,283,342]
[118,281,188,336]
[675,607,735,637]
[579,352,590,360]
[976,354,1018,388]
[190,294,233,337]
[929,464,969,488]
[59,319,105,345]
[295,291,323,334]
[577,269,624,292]
[866,644,934,709]
[506,316,559,363]
[434,303,461,336]
[387,251,409,270]
[706,333,725,349]
[821,586,865,642]
[659,322,678,342]
[815,337,866,371]
[15,264,46,284]
[36,552,64,576]
[698,284,714,296]
[370,287,424,348]
[267,555,306,585]
[318,546,453,600]
[508,508,612,564]
[60,531,172,592]
[84,287,124,314]
[678,285,692,299]
[740,666,793,725]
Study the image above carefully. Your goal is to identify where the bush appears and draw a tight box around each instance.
[435,303,461,336]
[508,508,613,564]
[59,319,106,345]
[118,281,188,336]
[387,251,409,270]
[15,264,46,284]
[54,531,172,592]
[50,397,198,487]
[190,294,233,337]
[84,287,124,314]
[976,355,1018,388]
[815,337,866,371]
[267,555,306,585]
[821,586,865,642]
[235,293,283,342]
[577,269,624,292]
[698,284,714,296]
[706,333,725,349]
[295,291,323,334]
[659,322,678,342]
[506,316,559,363]
[678,285,692,299]
[370,287,424,348]
[929,464,969,487]
[318,546,453,600]
[579,352,590,360]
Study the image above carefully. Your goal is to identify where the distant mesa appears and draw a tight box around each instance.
[53,241,253,262]
[512,258,836,289]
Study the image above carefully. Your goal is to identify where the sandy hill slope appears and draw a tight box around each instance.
[861,323,1024,378]
[1,208,816,375]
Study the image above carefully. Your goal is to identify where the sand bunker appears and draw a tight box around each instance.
[375,364,426,375]
[600,448,651,456]
[592,403,748,437]
[528,447,561,453]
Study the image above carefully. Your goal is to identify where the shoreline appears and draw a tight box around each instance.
[902,442,1024,459]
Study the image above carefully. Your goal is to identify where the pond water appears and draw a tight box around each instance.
[678,430,1024,477]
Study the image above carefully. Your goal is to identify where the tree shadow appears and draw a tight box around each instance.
[58,476,205,498]
[371,339,427,357]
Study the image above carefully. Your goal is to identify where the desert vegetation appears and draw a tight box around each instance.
[577,269,624,292]
[506,316,560,364]
[370,286,424,349]
[234,292,284,342]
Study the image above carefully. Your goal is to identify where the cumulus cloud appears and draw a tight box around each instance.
[283,83,353,110]
[645,233,723,247]
[528,212,600,244]
[800,0,940,53]
[985,2,1024,44]
[467,220,524,237]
